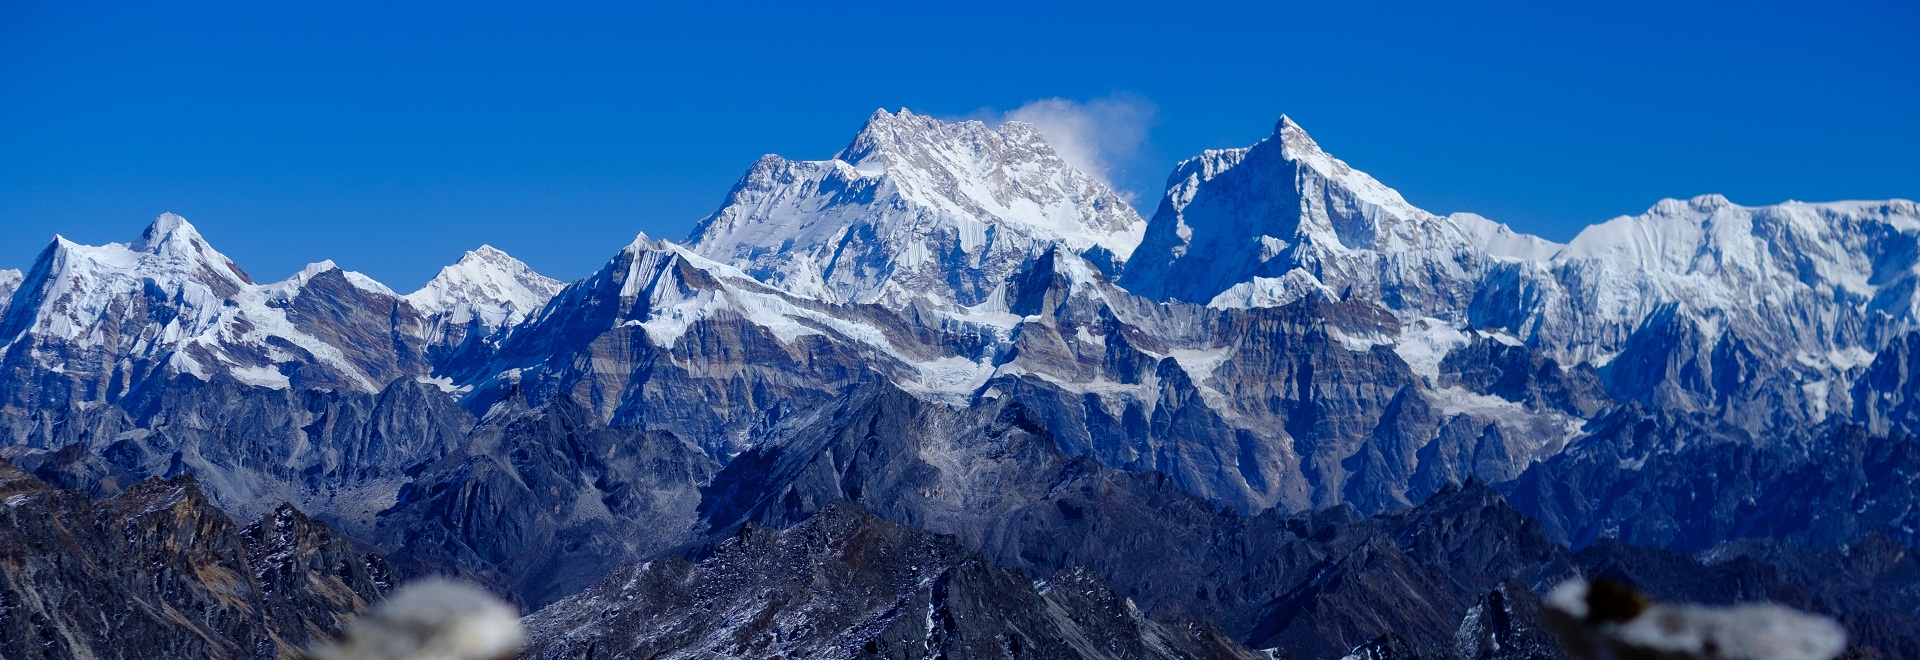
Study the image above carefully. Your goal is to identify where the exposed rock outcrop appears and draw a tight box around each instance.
[0,463,391,659]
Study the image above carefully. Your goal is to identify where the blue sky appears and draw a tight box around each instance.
[3,1,1916,288]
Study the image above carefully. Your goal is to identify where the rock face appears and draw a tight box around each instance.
[374,394,717,608]
[1502,414,1920,552]
[444,234,964,459]
[691,382,1576,655]
[0,375,477,532]
[0,462,391,659]
[523,501,1259,660]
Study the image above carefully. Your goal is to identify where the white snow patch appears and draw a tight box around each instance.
[1393,319,1470,382]
[415,375,470,395]
[230,364,291,390]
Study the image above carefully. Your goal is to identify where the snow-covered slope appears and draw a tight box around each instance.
[0,269,19,320]
[406,245,562,350]
[1481,195,1920,426]
[461,230,1018,456]
[687,109,1146,308]
[1516,195,1920,365]
[1121,116,1920,429]
[0,214,430,396]
[1120,117,1514,319]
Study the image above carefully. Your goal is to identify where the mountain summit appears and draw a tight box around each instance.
[406,245,563,355]
[1118,116,1494,314]
[687,109,1145,308]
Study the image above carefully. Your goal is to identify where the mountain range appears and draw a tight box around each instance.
[1,108,1914,658]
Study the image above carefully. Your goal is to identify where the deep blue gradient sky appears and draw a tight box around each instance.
[4,1,1916,288]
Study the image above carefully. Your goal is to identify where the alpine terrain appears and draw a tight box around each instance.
[1,108,1915,659]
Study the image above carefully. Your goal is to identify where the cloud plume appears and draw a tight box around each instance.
[980,94,1157,200]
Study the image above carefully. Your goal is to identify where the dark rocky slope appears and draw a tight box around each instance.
[697,382,1575,654]
[0,463,392,659]
[373,392,717,608]
[523,501,1260,660]
[1503,411,1920,552]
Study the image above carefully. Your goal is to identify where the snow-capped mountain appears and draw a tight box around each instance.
[1119,116,1505,316]
[2,109,1917,659]
[688,109,1146,309]
[407,245,562,333]
[0,214,435,397]
[1,213,252,355]
[1118,116,1920,431]
[458,231,1006,457]
[0,216,586,402]
[405,245,563,356]
[1489,197,1916,364]
[1465,195,1920,430]
[10,116,1916,516]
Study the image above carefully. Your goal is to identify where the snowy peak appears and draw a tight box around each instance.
[406,245,563,332]
[1265,116,1431,228]
[133,212,199,251]
[1273,114,1314,154]
[1120,115,1474,309]
[3,214,250,348]
[1558,194,1920,283]
[260,260,398,302]
[830,109,1144,254]
[130,212,254,287]
[0,213,436,395]
[687,108,1146,308]
[1544,195,1920,334]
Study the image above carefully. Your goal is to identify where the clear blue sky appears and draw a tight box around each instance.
[3,1,1916,289]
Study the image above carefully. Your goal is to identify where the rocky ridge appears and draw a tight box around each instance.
[0,462,391,659]
[523,501,1260,660]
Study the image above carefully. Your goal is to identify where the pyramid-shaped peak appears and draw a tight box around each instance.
[622,231,675,255]
[114,212,253,285]
[1689,193,1735,208]
[1273,115,1322,154]
[462,244,522,264]
[132,212,208,253]
[426,244,558,294]
[407,243,561,328]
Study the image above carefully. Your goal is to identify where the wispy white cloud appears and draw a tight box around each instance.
[972,94,1157,200]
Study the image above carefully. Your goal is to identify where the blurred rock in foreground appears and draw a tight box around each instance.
[309,578,522,660]
[1544,579,1846,660]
